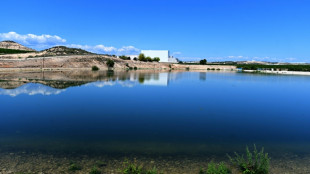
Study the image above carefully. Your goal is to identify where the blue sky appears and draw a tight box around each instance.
[0,0,309,62]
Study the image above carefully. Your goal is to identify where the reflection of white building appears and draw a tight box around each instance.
[143,73,169,86]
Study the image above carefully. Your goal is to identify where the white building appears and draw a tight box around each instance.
[141,50,169,62]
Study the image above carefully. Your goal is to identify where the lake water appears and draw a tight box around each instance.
[0,70,310,173]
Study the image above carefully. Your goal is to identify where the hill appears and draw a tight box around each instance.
[41,46,94,56]
[0,40,36,52]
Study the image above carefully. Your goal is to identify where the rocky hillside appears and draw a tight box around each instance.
[0,40,36,51]
[41,46,94,56]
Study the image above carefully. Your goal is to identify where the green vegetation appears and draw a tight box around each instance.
[120,55,131,60]
[120,160,159,174]
[106,59,115,68]
[92,66,99,71]
[145,56,152,62]
[138,53,160,62]
[153,57,160,62]
[200,59,207,65]
[89,166,101,174]
[95,160,107,168]
[68,163,82,171]
[134,66,138,70]
[199,162,231,174]
[237,64,310,72]
[228,145,270,174]
[139,53,146,61]
[0,48,35,54]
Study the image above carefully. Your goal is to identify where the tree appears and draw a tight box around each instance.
[119,55,130,60]
[106,59,115,68]
[153,57,160,62]
[138,53,146,61]
[146,56,152,62]
[200,59,207,65]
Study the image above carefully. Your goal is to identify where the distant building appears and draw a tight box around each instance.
[168,56,178,63]
[141,50,169,62]
[126,50,178,63]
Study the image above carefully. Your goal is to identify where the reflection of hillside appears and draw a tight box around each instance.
[0,70,183,96]
[0,70,173,89]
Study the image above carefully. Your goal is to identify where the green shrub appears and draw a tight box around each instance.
[153,57,160,62]
[134,67,138,70]
[120,160,159,174]
[120,55,131,60]
[68,163,82,171]
[89,166,101,174]
[138,53,146,61]
[92,66,99,71]
[95,160,106,168]
[200,162,231,174]
[228,145,270,174]
[146,56,152,62]
[106,59,115,68]
[186,67,190,71]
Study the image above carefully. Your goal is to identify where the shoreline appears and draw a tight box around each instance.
[243,70,310,76]
[0,150,309,174]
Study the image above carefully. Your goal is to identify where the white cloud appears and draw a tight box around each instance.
[0,31,66,49]
[172,52,182,57]
[0,32,140,54]
[67,44,140,55]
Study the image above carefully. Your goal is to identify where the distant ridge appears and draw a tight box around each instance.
[0,40,36,51]
[41,46,94,56]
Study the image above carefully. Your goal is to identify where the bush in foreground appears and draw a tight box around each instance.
[89,166,101,174]
[199,162,231,174]
[120,160,159,174]
[68,163,82,171]
[228,145,270,174]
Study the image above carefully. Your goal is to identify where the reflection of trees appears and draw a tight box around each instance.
[138,77,145,84]
[199,72,207,81]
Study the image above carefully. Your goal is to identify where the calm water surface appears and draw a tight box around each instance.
[0,70,310,158]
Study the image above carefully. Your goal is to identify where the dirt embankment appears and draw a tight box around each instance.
[0,55,236,71]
